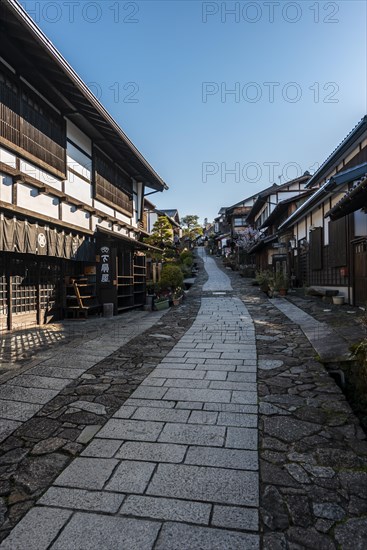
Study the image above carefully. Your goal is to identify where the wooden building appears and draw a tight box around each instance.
[0,0,168,330]
[278,117,367,304]
[246,175,311,271]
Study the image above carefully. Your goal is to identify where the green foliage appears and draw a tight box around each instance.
[145,216,173,247]
[183,256,193,267]
[255,270,270,285]
[159,264,184,292]
[144,216,173,260]
[181,215,203,241]
[273,271,289,291]
[180,250,193,263]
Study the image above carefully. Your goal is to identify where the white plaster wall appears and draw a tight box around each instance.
[0,147,16,168]
[91,216,111,231]
[17,183,59,218]
[0,173,12,203]
[311,207,323,227]
[19,160,63,192]
[61,203,90,229]
[115,211,132,225]
[64,171,93,206]
[278,190,303,201]
[66,119,92,156]
[94,200,114,217]
[297,219,306,240]
[67,143,92,181]
[324,217,330,245]
[114,226,129,236]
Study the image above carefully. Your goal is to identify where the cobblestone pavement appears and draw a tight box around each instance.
[285,290,366,348]
[1,251,367,548]
[225,266,367,549]
[271,298,351,362]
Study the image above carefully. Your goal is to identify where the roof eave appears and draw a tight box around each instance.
[305,116,367,189]
[5,0,168,192]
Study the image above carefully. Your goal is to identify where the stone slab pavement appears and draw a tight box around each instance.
[272,298,351,362]
[1,249,367,549]
[0,310,165,445]
[0,250,261,549]
[197,247,233,292]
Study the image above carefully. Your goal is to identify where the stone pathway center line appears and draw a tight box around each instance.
[198,248,233,292]
[0,255,260,549]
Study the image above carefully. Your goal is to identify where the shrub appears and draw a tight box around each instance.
[183,256,193,267]
[180,250,193,264]
[159,264,184,292]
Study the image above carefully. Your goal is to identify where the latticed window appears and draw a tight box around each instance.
[0,68,66,175]
[94,148,133,216]
[21,88,66,174]
[0,71,20,147]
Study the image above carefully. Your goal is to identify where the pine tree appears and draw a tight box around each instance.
[144,216,173,259]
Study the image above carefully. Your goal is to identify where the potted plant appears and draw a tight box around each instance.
[154,296,170,310]
[256,270,272,293]
[146,282,157,310]
[274,272,289,296]
[172,288,184,306]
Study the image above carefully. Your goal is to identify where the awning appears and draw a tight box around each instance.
[326,175,367,220]
[96,227,161,252]
[0,214,95,261]
[248,234,277,254]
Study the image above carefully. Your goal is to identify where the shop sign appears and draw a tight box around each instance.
[99,245,111,284]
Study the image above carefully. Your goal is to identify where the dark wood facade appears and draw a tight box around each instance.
[0,1,167,330]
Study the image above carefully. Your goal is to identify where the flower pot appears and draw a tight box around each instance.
[332,295,344,305]
[173,295,183,306]
[279,288,287,296]
[155,299,170,311]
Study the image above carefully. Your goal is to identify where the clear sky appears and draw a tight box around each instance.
[23,0,366,222]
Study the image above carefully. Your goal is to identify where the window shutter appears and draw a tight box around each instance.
[329,218,347,267]
[309,227,323,270]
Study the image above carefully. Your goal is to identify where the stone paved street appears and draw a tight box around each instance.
[0,311,166,445]
[0,249,367,548]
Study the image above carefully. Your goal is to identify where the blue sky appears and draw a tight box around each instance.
[22,0,366,222]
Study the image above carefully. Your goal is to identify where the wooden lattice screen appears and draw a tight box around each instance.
[94,149,133,216]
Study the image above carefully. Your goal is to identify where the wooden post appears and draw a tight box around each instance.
[36,264,41,325]
[7,273,12,331]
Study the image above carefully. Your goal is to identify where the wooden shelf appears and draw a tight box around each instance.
[65,277,101,319]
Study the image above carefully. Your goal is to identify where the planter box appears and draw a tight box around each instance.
[155,299,170,311]
[332,296,345,305]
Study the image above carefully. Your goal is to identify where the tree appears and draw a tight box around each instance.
[144,216,173,260]
[181,215,203,241]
